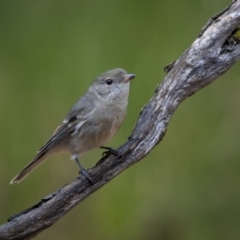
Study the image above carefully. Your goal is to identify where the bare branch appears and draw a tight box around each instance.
[1,1,240,239]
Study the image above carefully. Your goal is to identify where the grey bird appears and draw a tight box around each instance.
[10,68,136,184]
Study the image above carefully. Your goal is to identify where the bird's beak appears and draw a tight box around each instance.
[124,73,136,82]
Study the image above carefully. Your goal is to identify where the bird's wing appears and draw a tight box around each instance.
[36,95,95,158]
[10,91,97,184]
[36,117,85,158]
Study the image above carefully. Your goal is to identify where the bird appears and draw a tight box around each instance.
[10,68,136,184]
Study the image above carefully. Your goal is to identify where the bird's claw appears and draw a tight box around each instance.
[79,169,93,183]
[101,146,125,160]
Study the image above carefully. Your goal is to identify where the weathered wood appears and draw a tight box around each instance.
[1,1,240,239]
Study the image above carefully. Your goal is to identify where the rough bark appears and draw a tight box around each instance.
[1,0,240,239]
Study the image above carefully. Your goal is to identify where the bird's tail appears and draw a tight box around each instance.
[10,153,48,184]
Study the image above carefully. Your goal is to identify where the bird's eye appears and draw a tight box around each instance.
[105,79,113,85]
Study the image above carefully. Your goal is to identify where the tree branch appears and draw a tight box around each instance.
[1,1,240,239]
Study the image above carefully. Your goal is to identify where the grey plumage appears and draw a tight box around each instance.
[10,68,135,184]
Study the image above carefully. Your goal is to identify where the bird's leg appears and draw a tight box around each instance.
[72,155,93,183]
[100,146,125,160]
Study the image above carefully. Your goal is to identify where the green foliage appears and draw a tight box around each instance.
[0,0,240,239]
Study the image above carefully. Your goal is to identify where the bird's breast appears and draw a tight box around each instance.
[68,100,127,155]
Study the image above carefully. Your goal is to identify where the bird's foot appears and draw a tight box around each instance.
[78,169,93,183]
[100,146,125,160]
[73,154,94,183]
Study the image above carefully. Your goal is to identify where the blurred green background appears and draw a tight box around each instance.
[1,0,240,239]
